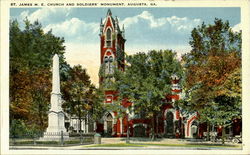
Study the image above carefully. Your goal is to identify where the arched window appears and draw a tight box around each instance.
[106,28,112,47]
[104,56,109,63]
[107,29,111,40]
[104,56,109,74]
[109,56,114,74]
[104,55,114,75]
[106,113,113,136]
[106,113,113,121]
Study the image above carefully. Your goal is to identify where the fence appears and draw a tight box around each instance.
[9,131,95,146]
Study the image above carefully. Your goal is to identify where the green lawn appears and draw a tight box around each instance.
[140,143,241,148]
[10,139,93,145]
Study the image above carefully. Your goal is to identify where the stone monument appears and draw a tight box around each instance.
[43,54,69,140]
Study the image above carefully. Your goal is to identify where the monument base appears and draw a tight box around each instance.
[40,131,69,141]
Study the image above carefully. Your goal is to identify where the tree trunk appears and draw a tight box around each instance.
[126,125,129,143]
[78,111,82,132]
[126,114,130,143]
[222,126,225,145]
[38,104,44,129]
[86,117,88,133]
[78,106,82,132]
[151,115,155,141]
[206,122,210,141]
[156,115,159,138]
[79,117,82,132]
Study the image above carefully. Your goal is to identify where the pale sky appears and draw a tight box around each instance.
[10,8,241,86]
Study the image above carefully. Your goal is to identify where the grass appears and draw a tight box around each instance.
[10,141,59,145]
[87,143,144,147]
[87,142,241,148]
[139,143,241,148]
[10,139,93,145]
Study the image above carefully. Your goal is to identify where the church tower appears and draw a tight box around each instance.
[97,9,126,136]
[99,9,126,104]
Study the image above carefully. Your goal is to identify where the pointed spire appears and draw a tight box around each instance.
[115,16,119,30]
[100,18,103,25]
[122,24,125,39]
[100,18,103,35]
[107,9,112,16]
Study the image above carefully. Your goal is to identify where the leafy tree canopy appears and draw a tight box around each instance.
[10,19,67,131]
[181,18,241,128]
[113,50,183,139]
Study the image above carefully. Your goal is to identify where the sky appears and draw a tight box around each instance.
[10,7,241,86]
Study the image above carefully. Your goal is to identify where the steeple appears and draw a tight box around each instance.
[115,16,119,23]
[100,18,104,35]
[100,18,103,25]
[115,16,119,31]
[122,24,125,38]
[107,9,112,16]
[100,9,126,76]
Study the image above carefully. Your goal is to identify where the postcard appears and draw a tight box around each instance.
[1,0,249,154]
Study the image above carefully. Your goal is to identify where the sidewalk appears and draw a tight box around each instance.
[10,138,242,150]
[101,137,237,145]
[101,137,193,144]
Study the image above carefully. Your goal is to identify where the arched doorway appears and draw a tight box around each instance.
[190,121,198,138]
[165,111,174,137]
[106,113,113,136]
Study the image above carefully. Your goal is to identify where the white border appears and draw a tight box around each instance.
[1,0,249,154]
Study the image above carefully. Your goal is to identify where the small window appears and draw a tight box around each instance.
[107,41,111,47]
[106,29,112,47]
[109,56,113,62]
[106,95,113,103]
[107,29,111,40]
[104,56,108,63]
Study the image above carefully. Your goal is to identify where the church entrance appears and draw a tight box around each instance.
[190,121,198,138]
[165,111,174,137]
[133,124,146,137]
[106,113,113,136]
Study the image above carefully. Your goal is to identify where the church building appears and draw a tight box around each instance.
[95,9,200,138]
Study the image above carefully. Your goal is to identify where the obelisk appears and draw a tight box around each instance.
[43,54,68,140]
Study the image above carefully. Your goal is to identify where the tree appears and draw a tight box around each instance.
[87,86,106,123]
[61,65,105,132]
[181,18,241,143]
[62,65,91,132]
[9,18,67,132]
[9,18,105,135]
[114,50,183,140]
